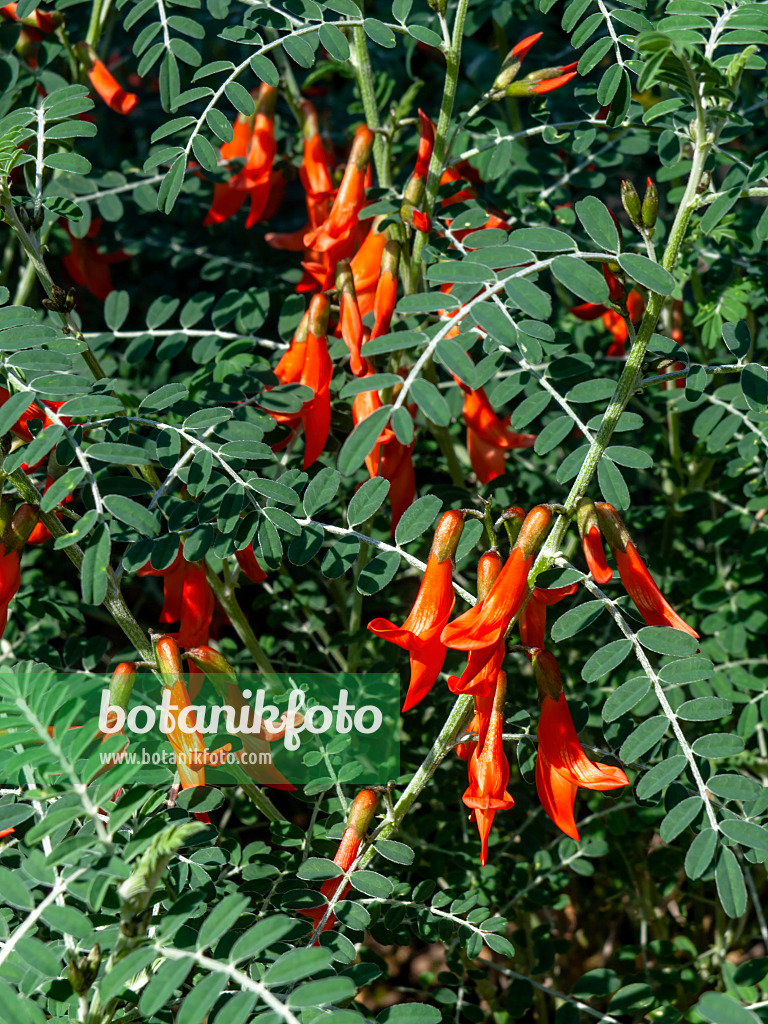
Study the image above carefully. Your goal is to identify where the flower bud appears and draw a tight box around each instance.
[501,506,525,547]
[431,510,465,563]
[641,177,658,232]
[514,505,553,559]
[595,501,631,553]
[492,32,542,92]
[5,503,39,551]
[477,549,502,602]
[106,663,136,731]
[155,634,183,686]
[307,292,330,337]
[576,498,599,539]
[532,648,563,701]
[347,788,379,838]
[621,180,642,226]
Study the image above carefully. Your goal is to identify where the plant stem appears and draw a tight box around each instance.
[0,194,107,381]
[350,4,388,186]
[204,566,279,677]
[357,692,474,864]
[528,115,712,583]
[406,0,470,292]
[7,468,155,662]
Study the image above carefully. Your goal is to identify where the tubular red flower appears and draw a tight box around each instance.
[350,225,388,319]
[461,386,535,483]
[336,259,369,377]
[369,241,399,343]
[203,115,253,226]
[413,109,436,179]
[528,64,579,95]
[303,125,374,253]
[441,506,552,651]
[615,542,699,637]
[236,544,268,584]
[300,789,378,935]
[353,378,415,533]
[536,686,628,841]
[368,511,464,711]
[448,550,504,696]
[582,525,612,584]
[519,583,578,652]
[298,294,332,469]
[83,54,138,114]
[462,671,514,865]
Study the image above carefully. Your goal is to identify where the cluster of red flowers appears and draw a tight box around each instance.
[192,43,579,507]
[369,502,697,864]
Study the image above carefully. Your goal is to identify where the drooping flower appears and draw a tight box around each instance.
[369,240,399,343]
[349,221,388,319]
[235,543,268,584]
[518,582,578,652]
[300,789,379,936]
[297,293,333,469]
[202,112,256,226]
[155,636,232,821]
[448,549,504,697]
[571,286,644,358]
[137,546,215,650]
[352,376,415,533]
[401,110,435,229]
[336,258,369,377]
[596,502,699,638]
[368,511,465,712]
[303,125,374,253]
[576,498,612,585]
[185,645,294,790]
[462,670,515,866]
[0,502,38,639]
[534,649,628,840]
[441,505,552,652]
[228,83,280,229]
[75,42,138,114]
[460,385,536,484]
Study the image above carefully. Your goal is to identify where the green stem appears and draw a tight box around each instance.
[357,692,474,865]
[204,566,279,678]
[240,783,287,823]
[528,119,712,584]
[85,0,110,49]
[350,7,388,186]
[406,0,470,292]
[7,468,155,662]
[0,194,107,381]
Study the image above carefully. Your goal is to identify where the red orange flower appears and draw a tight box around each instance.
[62,218,128,301]
[300,789,378,935]
[596,503,699,638]
[448,549,504,697]
[235,544,267,584]
[441,505,552,652]
[462,670,515,866]
[460,385,536,484]
[352,376,415,533]
[368,511,464,712]
[534,650,628,840]
[75,42,137,114]
[228,84,279,229]
[303,125,374,253]
[519,582,578,652]
[576,499,612,585]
